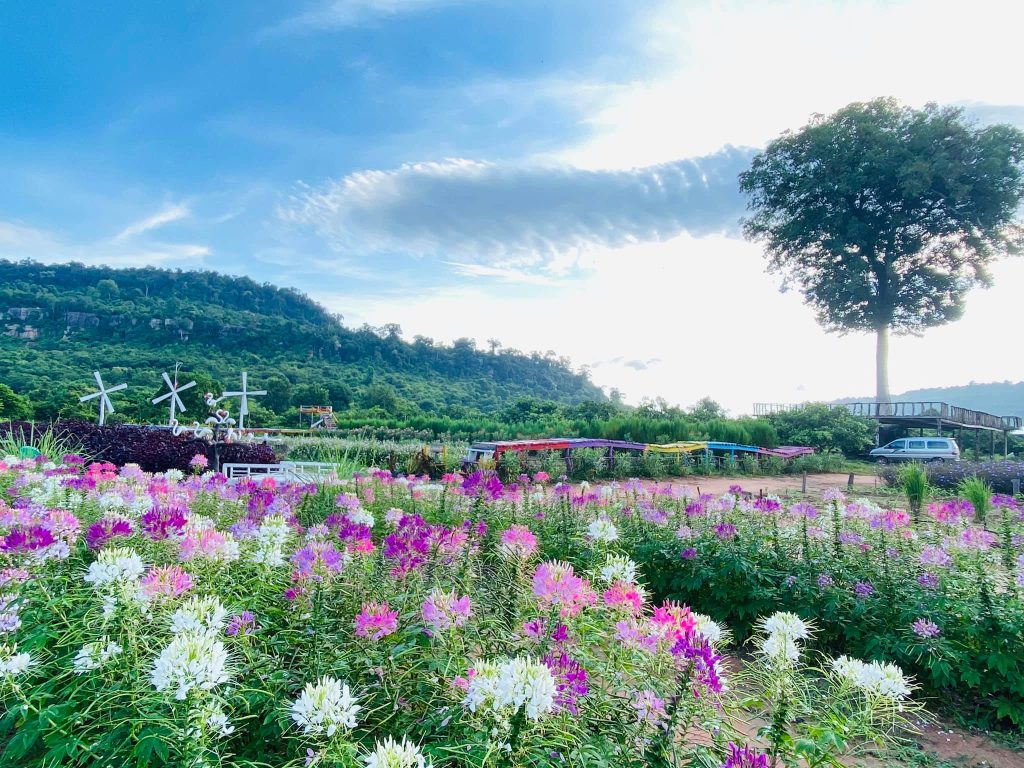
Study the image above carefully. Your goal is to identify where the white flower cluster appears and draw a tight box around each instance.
[692,613,726,646]
[760,612,811,665]
[205,704,236,738]
[463,657,556,722]
[163,469,185,483]
[290,676,361,737]
[251,515,292,567]
[0,593,23,635]
[347,507,375,528]
[170,595,228,636]
[599,554,638,585]
[587,517,619,544]
[84,547,146,588]
[150,631,231,700]
[73,637,123,674]
[832,656,912,700]
[0,644,31,678]
[363,736,429,768]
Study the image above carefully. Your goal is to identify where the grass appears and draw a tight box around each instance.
[0,421,83,461]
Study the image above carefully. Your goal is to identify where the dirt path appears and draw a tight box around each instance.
[633,472,885,498]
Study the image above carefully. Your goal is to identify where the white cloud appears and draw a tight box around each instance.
[321,234,1024,413]
[0,210,209,269]
[112,203,190,242]
[561,0,1024,169]
[280,147,754,269]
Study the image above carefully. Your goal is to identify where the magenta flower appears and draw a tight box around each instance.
[603,583,645,614]
[355,601,399,640]
[722,743,769,768]
[912,618,941,639]
[86,517,133,550]
[532,561,596,617]
[713,523,737,540]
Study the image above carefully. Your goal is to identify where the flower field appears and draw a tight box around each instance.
[4,455,1002,768]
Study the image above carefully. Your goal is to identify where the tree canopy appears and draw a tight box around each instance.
[739,98,1024,400]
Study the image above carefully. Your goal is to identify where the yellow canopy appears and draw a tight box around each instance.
[646,441,707,454]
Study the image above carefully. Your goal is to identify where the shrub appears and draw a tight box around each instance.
[881,460,1024,495]
[899,463,929,522]
[766,404,875,457]
[958,475,994,526]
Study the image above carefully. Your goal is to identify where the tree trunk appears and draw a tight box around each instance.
[875,325,891,413]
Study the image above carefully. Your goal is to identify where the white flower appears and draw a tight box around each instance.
[290,676,361,737]
[587,517,619,543]
[600,554,638,585]
[252,515,291,567]
[150,631,231,700]
[72,637,123,674]
[0,644,31,677]
[347,508,375,528]
[164,469,185,483]
[206,706,236,738]
[170,596,227,636]
[463,657,556,722]
[692,613,725,646]
[761,633,800,663]
[84,547,146,588]
[762,612,810,640]
[831,656,912,700]
[363,736,429,768]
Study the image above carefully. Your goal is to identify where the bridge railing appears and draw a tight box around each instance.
[753,402,1018,430]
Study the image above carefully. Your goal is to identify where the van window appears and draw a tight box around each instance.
[908,440,926,449]
[927,440,948,449]
[886,439,907,449]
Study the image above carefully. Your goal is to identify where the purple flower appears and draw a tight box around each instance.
[817,573,834,588]
[225,611,256,637]
[920,546,953,568]
[853,581,874,598]
[790,502,819,519]
[722,743,769,768]
[85,517,133,550]
[670,631,723,698]
[680,547,698,560]
[543,653,589,714]
[912,618,941,639]
[713,523,737,540]
[918,572,939,589]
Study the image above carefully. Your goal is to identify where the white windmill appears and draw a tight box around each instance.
[79,371,128,426]
[221,372,266,430]
[151,365,198,426]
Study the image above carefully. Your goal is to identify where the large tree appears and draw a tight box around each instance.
[739,98,1024,403]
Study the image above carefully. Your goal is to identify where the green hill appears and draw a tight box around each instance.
[0,260,604,426]
[836,382,1024,418]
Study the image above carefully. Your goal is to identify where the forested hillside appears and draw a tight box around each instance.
[0,260,604,425]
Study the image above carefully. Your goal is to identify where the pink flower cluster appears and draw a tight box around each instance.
[532,561,596,617]
[355,601,399,640]
[421,590,472,632]
[499,525,538,558]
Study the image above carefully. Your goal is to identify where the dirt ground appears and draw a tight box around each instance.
[635,472,886,498]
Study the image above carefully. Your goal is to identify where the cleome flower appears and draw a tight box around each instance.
[759,612,812,665]
[72,637,123,674]
[831,656,912,701]
[170,595,228,636]
[150,631,231,700]
[251,515,292,567]
[599,554,638,585]
[83,547,146,589]
[290,676,361,737]
[362,736,430,768]
[463,657,556,722]
[0,643,32,678]
[586,517,619,544]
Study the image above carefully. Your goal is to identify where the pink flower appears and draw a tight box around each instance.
[603,582,645,614]
[533,561,596,617]
[650,602,697,643]
[140,565,193,599]
[189,454,209,472]
[355,601,399,640]
[421,590,472,632]
[499,525,538,558]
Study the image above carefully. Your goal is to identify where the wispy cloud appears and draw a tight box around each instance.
[113,203,190,242]
[272,0,470,33]
[280,146,754,271]
[0,213,208,269]
[445,261,562,286]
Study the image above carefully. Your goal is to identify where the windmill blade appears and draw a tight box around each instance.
[80,391,102,403]
[108,383,128,393]
[177,381,197,393]
[101,393,115,414]
[172,392,186,412]
[152,391,173,405]
[93,371,105,388]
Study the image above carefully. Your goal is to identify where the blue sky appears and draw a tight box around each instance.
[2,0,1023,411]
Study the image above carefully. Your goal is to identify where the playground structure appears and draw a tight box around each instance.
[299,405,336,430]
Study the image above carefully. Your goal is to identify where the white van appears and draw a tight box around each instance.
[869,437,960,464]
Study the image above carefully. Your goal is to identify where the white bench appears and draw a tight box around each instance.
[221,461,343,484]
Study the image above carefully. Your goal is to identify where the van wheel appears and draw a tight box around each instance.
[875,457,887,466]
[930,458,944,464]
